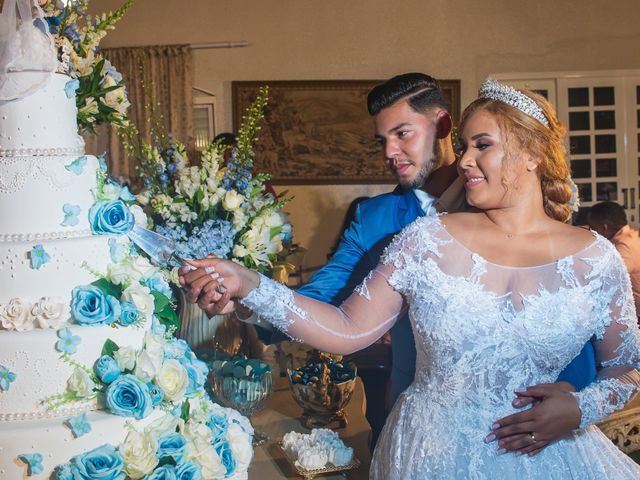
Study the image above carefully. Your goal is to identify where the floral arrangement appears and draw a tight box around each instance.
[41,0,133,133]
[51,395,254,480]
[128,87,293,278]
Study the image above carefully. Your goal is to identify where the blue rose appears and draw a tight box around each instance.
[206,413,228,444]
[148,383,164,406]
[52,463,74,480]
[70,444,124,480]
[118,301,141,327]
[93,355,121,384]
[214,440,236,478]
[119,186,136,202]
[151,316,167,336]
[176,461,202,480]
[71,285,121,326]
[105,374,152,419]
[180,355,208,398]
[157,432,187,462]
[147,465,177,480]
[145,274,172,299]
[89,200,134,235]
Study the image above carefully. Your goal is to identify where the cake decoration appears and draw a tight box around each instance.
[56,327,81,355]
[61,203,81,227]
[17,452,44,476]
[66,411,91,438]
[29,244,51,269]
[0,365,16,392]
[64,155,87,175]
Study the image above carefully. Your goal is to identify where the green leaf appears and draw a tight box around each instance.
[180,400,190,422]
[152,291,171,313]
[91,278,123,299]
[156,304,179,331]
[101,339,120,357]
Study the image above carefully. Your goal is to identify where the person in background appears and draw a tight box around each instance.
[185,73,596,455]
[213,132,278,198]
[588,201,640,317]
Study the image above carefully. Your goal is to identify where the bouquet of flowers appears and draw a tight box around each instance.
[40,0,133,133]
[130,86,293,279]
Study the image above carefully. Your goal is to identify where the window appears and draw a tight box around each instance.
[193,93,216,151]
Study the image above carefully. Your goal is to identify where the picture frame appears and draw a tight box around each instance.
[232,80,461,184]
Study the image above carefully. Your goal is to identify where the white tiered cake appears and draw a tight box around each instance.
[0,71,156,478]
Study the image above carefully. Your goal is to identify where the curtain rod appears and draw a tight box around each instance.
[190,41,249,50]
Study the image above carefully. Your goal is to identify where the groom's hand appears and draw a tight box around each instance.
[487,381,581,456]
[178,258,236,316]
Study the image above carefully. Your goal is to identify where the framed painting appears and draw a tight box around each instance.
[232,80,461,184]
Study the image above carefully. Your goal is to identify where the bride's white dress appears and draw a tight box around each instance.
[242,215,640,479]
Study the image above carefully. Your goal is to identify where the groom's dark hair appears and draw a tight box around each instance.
[367,72,450,116]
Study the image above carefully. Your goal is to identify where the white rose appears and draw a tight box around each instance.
[128,256,156,280]
[222,190,244,211]
[181,418,214,445]
[129,205,148,227]
[227,423,253,469]
[113,345,136,371]
[0,298,34,331]
[120,430,159,479]
[102,183,121,201]
[265,211,285,228]
[145,412,179,439]
[121,284,155,320]
[156,359,188,403]
[185,436,225,480]
[31,297,68,329]
[67,368,95,398]
[107,263,131,286]
[134,349,162,382]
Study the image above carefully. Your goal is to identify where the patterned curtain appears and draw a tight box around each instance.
[91,45,193,183]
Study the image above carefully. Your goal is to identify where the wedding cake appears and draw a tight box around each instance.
[0,4,253,478]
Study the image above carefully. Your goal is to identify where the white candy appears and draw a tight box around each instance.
[295,446,328,470]
[284,428,352,470]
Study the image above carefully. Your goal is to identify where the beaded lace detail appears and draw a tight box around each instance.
[243,215,640,478]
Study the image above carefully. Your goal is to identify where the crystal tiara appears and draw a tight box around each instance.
[478,78,550,127]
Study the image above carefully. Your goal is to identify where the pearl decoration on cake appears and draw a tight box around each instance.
[0,147,84,157]
[0,229,92,242]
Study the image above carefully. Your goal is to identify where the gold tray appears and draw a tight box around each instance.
[278,441,361,479]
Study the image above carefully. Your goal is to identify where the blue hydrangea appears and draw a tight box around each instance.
[222,150,253,194]
[155,220,235,261]
[18,453,44,476]
[61,204,81,227]
[29,244,51,270]
[108,238,127,263]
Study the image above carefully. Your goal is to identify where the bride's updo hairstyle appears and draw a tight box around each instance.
[459,82,573,222]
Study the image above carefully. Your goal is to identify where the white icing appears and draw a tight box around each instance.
[0,235,111,308]
[0,318,150,416]
[0,154,99,235]
[0,408,163,479]
[0,73,83,151]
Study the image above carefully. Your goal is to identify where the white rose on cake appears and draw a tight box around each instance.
[144,412,179,439]
[156,359,188,402]
[121,284,154,320]
[133,334,164,381]
[120,429,159,479]
[129,204,148,226]
[67,368,96,398]
[0,298,33,331]
[114,345,136,371]
[31,297,69,329]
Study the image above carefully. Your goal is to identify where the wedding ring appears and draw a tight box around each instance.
[215,284,227,295]
[529,433,536,444]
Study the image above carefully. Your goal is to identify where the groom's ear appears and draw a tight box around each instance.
[435,110,452,139]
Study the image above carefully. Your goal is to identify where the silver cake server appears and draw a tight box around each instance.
[127,224,189,268]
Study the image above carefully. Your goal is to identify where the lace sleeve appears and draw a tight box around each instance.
[570,243,640,428]
[237,224,428,354]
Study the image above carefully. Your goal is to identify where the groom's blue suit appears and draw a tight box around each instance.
[274,183,597,407]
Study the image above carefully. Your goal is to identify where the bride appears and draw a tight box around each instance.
[182,79,640,478]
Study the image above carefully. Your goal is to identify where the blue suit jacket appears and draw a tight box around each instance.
[271,186,597,407]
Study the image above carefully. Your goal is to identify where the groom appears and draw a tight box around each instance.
[182,73,596,453]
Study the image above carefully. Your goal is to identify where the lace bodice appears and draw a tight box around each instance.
[243,216,640,431]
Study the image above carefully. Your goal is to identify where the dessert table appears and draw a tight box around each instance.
[248,376,372,479]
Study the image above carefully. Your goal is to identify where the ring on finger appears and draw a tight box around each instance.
[215,284,227,295]
[529,433,536,444]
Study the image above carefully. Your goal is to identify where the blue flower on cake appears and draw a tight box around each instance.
[94,355,122,383]
[105,374,153,420]
[18,453,44,476]
[61,203,81,227]
[56,327,81,354]
[29,244,51,270]
[66,444,125,480]
[71,285,121,326]
[65,155,87,175]
[118,301,141,326]
[0,365,17,391]
[157,432,188,462]
[64,78,80,98]
[67,412,92,438]
[89,200,135,236]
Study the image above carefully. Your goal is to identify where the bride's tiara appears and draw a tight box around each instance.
[478,78,550,127]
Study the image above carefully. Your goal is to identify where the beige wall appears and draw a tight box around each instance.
[94,0,640,275]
